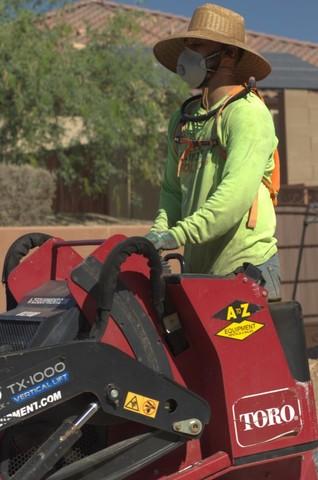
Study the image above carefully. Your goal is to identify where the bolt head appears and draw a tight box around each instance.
[109,388,119,400]
[189,419,202,434]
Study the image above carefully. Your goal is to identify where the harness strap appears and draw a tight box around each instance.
[262,178,278,206]
[247,194,259,229]
[215,84,250,125]
[215,84,280,225]
[175,136,218,177]
[175,85,249,177]
[270,149,281,206]
[174,81,280,230]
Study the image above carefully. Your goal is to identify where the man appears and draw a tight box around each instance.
[146,3,280,299]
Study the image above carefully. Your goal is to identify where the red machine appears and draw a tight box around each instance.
[0,233,317,480]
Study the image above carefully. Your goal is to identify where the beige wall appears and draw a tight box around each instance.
[284,89,318,185]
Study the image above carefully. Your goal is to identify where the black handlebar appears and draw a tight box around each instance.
[97,237,165,325]
[2,232,52,284]
[2,232,52,310]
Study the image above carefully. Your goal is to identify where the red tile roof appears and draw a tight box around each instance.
[45,0,318,67]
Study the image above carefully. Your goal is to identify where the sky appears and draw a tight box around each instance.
[113,0,318,44]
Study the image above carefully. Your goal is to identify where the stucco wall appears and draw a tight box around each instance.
[284,89,318,185]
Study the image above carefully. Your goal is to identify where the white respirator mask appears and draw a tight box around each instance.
[176,47,223,88]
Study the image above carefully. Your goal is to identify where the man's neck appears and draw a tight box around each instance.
[203,84,239,109]
[202,68,241,109]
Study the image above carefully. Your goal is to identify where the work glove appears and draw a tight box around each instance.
[145,231,179,251]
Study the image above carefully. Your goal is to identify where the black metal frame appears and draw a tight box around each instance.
[0,341,210,480]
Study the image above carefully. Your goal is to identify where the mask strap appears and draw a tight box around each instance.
[205,49,223,72]
[202,88,209,110]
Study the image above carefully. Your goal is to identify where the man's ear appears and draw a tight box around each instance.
[224,47,244,65]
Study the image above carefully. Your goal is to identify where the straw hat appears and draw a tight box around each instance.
[153,3,271,83]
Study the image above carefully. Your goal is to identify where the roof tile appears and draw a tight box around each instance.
[45,0,318,67]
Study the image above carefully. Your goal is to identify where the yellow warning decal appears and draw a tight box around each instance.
[123,392,159,418]
[216,320,264,341]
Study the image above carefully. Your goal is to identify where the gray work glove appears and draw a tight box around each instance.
[145,231,179,251]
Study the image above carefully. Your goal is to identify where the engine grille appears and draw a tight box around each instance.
[8,445,37,478]
[0,320,40,351]
[1,423,101,478]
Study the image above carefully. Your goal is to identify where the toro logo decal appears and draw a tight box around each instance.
[233,388,303,447]
[214,300,264,340]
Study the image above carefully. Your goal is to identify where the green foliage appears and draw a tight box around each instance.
[0,10,75,165]
[0,163,56,225]
[0,1,189,200]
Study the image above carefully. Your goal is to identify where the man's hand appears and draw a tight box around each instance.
[145,231,179,250]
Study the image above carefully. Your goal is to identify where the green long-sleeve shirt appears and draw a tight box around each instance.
[152,91,278,276]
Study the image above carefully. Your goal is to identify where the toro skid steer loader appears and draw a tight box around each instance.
[0,232,316,480]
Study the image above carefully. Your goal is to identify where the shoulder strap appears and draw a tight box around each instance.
[172,95,200,157]
[172,120,183,158]
[262,149,280,206]
[215,84,249,124]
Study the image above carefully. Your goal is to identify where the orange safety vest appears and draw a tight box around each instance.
[173,82,280,229]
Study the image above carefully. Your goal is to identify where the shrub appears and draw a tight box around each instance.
[0,164,56,225]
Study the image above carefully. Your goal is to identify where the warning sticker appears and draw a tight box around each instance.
[123,392,159,418]
[216,319,264,341]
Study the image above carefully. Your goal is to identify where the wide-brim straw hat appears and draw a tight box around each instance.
[153,3,271,83]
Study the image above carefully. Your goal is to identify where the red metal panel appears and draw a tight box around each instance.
[167,274,318,460]
[7,238,83,303]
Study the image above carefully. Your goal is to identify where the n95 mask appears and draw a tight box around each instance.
[176,47,223,88]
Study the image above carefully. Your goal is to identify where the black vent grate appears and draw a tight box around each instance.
[2,423,101,477]
[0,320,40,351]
[8,446,37,478]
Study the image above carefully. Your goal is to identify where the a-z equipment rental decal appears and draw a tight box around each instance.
[0,390,63,428]
[214,300,264,341]
[124,391,159,419]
